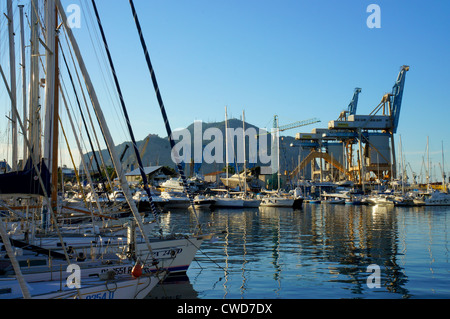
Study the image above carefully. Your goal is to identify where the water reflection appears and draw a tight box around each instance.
[155,204,449,298]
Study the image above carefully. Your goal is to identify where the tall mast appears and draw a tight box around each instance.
[225,106,229,188]
[427,136,430,186]
[7,0,18,171]
[29,0,41,164]
[43,0,59,211]
[242,110,247,195]
[18,4,27,168]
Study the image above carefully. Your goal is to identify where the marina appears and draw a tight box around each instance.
[0,0,449,303]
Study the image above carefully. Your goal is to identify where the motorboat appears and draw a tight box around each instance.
[193,195,215,209]
[422,190,450,206]
[160,192,190,209]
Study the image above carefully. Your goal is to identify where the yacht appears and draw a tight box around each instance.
[160,177,198,193]
[132,190,168,211]
[422,190,450,206]
[160,192,190,209]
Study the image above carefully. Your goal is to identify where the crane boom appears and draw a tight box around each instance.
[348,87,362,116]
[256,117,320,137]
[390,65,409,133]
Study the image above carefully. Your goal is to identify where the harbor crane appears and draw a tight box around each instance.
[293,65,410,184]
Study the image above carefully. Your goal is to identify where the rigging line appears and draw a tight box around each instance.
[58,115,90,210]
[90,0,160,223]
[60,30,113,190]
[60,78,95,178]
[79,0,129,143]
[60,43,111,198]
[56,0,160,267]
[59,75,90,168]
[128,0,201,232]
[60,31,116,186]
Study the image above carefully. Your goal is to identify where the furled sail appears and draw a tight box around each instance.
[0,158,50,197]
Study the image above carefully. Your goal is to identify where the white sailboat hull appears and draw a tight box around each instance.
[213,198,244,208]
[1,271,166,299]
[260,197,294,207]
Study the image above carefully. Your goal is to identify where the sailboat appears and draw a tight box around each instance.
[213,107,245,208]
[259,194,295,207]
[240,111,260,208]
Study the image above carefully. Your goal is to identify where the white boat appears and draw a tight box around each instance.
[0,270,167,299]
[366,194,394,206]
[133,190,168,210]
[160,178,198,193]
[422,190,450,206]
[109,190,127,202]
[160,192,190,209]
[259,196,294,207]
[193,195,215,208]
[242,198,260,208]
[212,194,244,208]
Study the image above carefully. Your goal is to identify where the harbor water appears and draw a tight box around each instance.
[148,204,450,299]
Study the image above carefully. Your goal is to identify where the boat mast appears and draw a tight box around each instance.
[29,0,41,164]
[225,106,229,189]
[42,0,59,222]
[427,136,430,188]
[7,0,18,171]
[18,4,27,168]
[243,110,247,195]
[442,141,446,192]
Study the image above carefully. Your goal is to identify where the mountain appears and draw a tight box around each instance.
[83,119,305,176]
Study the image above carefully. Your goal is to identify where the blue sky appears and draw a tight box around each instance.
[1,0,449,181]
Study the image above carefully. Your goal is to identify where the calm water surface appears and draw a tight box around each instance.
[147,204,449,299]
